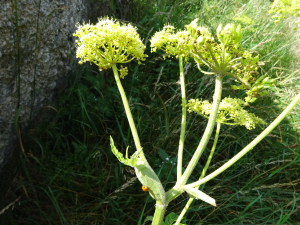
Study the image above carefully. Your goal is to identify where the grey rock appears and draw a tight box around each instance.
[0,0,93,182]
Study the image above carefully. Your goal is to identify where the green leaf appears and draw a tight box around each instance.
[134,157,166,204]
[259,90,269,96]
[142,216,153,225]
[139,16,149,25]
[231,85,244,90]
[158,148,169,161]
[163,212,187,225]
[164,212,179,225]
[110,136,133,167]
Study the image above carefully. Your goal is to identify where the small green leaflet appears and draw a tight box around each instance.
[110,136,142,167]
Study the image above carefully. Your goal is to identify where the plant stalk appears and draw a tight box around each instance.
[175,122,221,225]
[112,64,146,160]
[187,92,300,188]
[179,74,223,186]
[152,202,168,225]
[177,55,187,182]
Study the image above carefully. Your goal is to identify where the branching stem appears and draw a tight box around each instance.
[178,74,223,186]
[175,123,221,225]
[187,92,300,188]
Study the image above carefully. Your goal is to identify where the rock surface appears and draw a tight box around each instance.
[0,0,92,177]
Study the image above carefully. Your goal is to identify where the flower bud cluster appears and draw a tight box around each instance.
[190,22,244,73]
[150,25,191,59]
[74,17,147,72]
[151,19,254,77]
[151,19,273,104]
[244,76,276,104]
[217,24,242,47]
[187,97,266,130]
[230,51,259,88]
[185,19,215,45]
[119,66,128,79]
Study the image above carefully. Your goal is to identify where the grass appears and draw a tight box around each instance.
[1,0,300,224]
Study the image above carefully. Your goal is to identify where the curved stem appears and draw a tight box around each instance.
[112,64,146,160]
[187,92,300,188]
[177,56,187,181]
[191,51,218,72]
[179,74,223,185]
[207,45,220,69]
[225,71,252,90]
[196,63,216,75]
[175,123,221,225]
[227,57,242,65]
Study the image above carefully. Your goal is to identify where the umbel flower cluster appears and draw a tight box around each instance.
[74,18,167,207]
[74,17,147,78]
[150,19,277,105]
[150,19,270,128]
[150,19,267,102]
[187,98,266,130]
[269,0,300,24]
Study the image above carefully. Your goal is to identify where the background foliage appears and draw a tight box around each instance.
[2,0,300,224]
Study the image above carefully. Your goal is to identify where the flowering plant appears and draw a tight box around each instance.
[269,0,300,21]
[269,0,300,29]
[74,17,300,225]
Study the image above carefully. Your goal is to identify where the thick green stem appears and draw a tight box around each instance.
[187,92,300,188]
[166,75,223,203]
[175,123,221,225]
[112,64,146,160]
[152,202,168,225]
[179,74,223,185]
[177,56,187,182]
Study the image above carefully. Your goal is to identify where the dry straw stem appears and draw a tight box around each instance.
[0,197,21,215]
